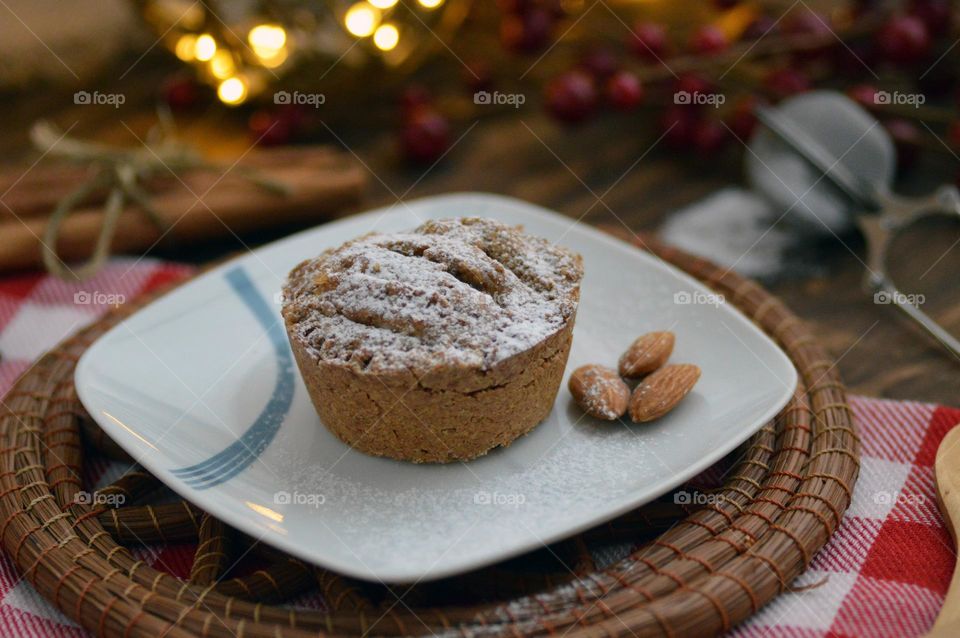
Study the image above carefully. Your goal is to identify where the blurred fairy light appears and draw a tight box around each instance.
[345,3,380,37]
[258,47,289,68]
[194,34,217,61]
[210,50,235,79]
[248,23,289,69]
[217,76,248,105]
[142,0,468,104]
[174,34,197,61]
[373,23,400,50]
[248,24,287,55]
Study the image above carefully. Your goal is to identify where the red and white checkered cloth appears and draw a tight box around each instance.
[0,258,957,638]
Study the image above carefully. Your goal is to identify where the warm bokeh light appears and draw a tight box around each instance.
[194,34,217,61]
[154,0,463,103]
[174,34,197,61]
[209,50,235,79]
[259,46,289,68]
[248,24,288,69]
[344,3,379,37]
[248,24,287,53]
[217,76,248,104]
[373,23,399,51]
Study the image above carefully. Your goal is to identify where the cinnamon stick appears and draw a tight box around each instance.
[0,146,365,274]
[0,164,107,219]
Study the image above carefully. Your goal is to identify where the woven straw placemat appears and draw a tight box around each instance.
[0,238,859,637]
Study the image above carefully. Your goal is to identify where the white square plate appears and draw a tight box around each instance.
[76,193,797,583]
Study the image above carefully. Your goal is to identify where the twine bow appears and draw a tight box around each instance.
[30,118,289,280]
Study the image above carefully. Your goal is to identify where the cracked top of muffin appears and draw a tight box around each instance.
[281,218,583,374]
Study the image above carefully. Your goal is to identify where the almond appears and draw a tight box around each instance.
[629,363,700,422]
[568,364,630,421]
[619,331,675,378]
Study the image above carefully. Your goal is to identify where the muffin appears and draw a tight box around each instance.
[281,217,583,463]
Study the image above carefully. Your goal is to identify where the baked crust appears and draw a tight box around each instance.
[282,217,583,463]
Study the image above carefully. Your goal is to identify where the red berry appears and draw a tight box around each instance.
[947,121,960,148]
[544,71,598,124]
[674,73,715,102]
[400,108,451,164]
[500,14,526,51]
[909,0,952,36]
[674,73,714,95]
[784,9,833,61]
[629,22,668,61]
[659,105,699,148]
[692,119,728,153]
[500,7,553,54]
[876,15,931,64]
[463,59,493,94]
[249,110,294,146]
[726,95,759,140]
[276,104,306,129]
[579,46,619,79]
[605,71,644,111]
[689,25,728,55]
[784,9,831,36]
[399,85,432,117]
[884,118,921,172]
[161,76,200,111]
[496,0,525,14]
[848,84,880,110]
[744,16,777,40]
[764,68,810,99]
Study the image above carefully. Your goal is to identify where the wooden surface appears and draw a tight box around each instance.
[1,55,958,406]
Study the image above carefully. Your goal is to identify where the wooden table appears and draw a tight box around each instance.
[1,57,958,407]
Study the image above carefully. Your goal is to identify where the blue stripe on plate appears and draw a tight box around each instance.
[170,266,294,489]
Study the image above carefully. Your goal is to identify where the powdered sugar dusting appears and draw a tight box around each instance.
[266,421,656,577]
[282,218,582,373]
[581,378,621,420]
[569,365,629,420]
